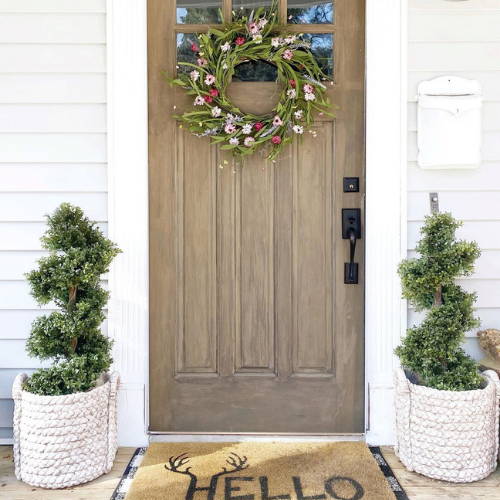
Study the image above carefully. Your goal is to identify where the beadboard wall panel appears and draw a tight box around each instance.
[408,220,500,251]
[0,370,34,399]
[0,45,106,73]
[0,193,107,221]
[0,74,106,103]
[0,222,108,251]
[407,191,500,221]
[0,134,107,163]
[0,400,14,429]
[0,14,105,43]
[410,0,500,12]
[0,104,106,133]
[0,0,105,13]
[407,162,500,191]
[408,0,500,361]
[0,164,107,191]
[0,0,107,444]
[410,11,500,42]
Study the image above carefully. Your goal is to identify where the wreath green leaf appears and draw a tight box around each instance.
[169,2,334,161]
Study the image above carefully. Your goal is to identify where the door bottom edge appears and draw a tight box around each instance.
[148,433,365,443]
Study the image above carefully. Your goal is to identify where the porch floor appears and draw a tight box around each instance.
[0,445,498,499]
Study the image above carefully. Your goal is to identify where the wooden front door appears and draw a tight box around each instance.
[149,0,365,433]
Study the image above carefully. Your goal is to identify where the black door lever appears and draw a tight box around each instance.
[345,229,358,284]
[342,208,361,284]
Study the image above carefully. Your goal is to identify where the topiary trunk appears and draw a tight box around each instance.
[24,203,121,396]
[396,212,483,391]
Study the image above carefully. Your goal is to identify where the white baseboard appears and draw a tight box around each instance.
[117,385,148,447]
[366,385,396,446]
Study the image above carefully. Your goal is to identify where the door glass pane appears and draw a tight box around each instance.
[176,0,222,24]
[232,0,272,20]
[288,0,334,24]
[302,33,334,77]
[176,33,201,73]
[233,60,278,82]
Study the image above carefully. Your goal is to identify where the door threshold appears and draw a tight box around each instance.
[149,433,365,443]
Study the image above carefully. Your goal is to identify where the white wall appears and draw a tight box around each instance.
[0,0,107,443]
[408,0,500,359]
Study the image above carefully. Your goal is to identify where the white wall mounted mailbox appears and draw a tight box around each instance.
[417,76,482,169]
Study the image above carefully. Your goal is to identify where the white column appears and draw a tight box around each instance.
[107,0,149,446]
[365,0,408,445]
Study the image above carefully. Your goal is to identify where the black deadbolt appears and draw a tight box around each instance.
[343,177,360,193]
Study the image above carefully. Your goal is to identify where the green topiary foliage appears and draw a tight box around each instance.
[396,212,483,391]
[24,203,121,396]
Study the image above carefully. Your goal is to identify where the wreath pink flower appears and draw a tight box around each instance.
[248,22,259,35]
[225,123,236,134]
[204,74,216,85]
[273,115,283,127]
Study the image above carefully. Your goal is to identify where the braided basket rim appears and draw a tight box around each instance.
[13,372,117,403]
[401,367,497,398]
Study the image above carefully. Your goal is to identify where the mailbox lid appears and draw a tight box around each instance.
[418,75,482,97]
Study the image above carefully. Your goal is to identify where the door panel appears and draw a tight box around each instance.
[149,0,365,433]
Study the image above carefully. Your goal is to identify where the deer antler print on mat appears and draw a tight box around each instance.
[164,453,196,480]
[164,452,251,500]
[214,453,249,477]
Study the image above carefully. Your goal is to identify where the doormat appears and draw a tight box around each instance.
[111,443,408,500]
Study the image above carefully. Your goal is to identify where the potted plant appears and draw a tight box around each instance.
[12,203,121,489]
[394,212,499,482]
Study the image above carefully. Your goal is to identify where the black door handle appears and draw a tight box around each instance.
[342,208,361,284]
[345,229,358,284]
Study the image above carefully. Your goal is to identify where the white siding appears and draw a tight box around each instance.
[408,1,500,356]
[0,0,107,442]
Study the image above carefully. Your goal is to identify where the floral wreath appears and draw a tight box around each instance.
[170,2,333,161]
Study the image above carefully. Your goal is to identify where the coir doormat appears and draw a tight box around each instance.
[111,442,408,500]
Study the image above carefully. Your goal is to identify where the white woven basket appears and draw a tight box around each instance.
[12,371,119,489]
[394,367,499,483]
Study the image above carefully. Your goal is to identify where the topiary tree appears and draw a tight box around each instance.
[24,203,121,396]
[396,212,483,391]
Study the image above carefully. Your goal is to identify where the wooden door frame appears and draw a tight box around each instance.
[106,0,408,447]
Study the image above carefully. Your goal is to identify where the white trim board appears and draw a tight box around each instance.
[365,0,408,445]
[106,0,407,446]
[106,0,149,447]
